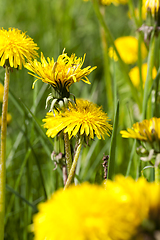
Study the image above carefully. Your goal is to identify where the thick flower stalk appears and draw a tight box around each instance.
[43,99,112,186]
[0,27,38,240]
[33,175,160,240]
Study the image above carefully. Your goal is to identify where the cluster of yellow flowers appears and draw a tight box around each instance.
[0,27,112,141]
[33,175,160,240]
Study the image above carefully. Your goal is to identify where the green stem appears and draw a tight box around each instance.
[92,0,141,111]
[64,137,83,189]
[128,0,139,27]
[142,35,155,119]
[64,132,72,174]
[99,5,113,109]
[0,67,10,240]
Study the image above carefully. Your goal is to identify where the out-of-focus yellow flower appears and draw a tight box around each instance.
[101,0,128,5]
[43,99,112,140]
[120,117,160,142]
[0,83,4,102]
[0,113,12,126]
[83,0,128,5]
[25,51,96,93]
[142,0,160,16]
[129,63,157,88]
[109,36,147,64]
[104,175,160,240]
[0,28,39,69]
[33,175,160,240]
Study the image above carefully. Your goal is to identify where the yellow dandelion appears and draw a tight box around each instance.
[101,0,128,5]
[104,175,160,240]
[33,183,111,240]
[109,36,147,64]
[43,99,112,140]
[0,113,12,126]
[83,0,128,5]
[0,83,4,102]
[25,51,96,92]
[120,117,160,142]
[129,63,157,88]
[0,28,39,69]
[143,0,160,15]
[33,175,160,240]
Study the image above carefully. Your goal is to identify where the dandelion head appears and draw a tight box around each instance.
[104,175,160,240]
[0,28,39,69]
[83,0,128,5]
[109,36,147,64]
[25,51,96,95]
[33,175,160,240]
[101,0,128,5]
[120,117,160,142]
[143,0,160,15]
[43,99,112,140]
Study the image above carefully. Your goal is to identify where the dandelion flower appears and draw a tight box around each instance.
[143,0,160,15]
[109,36,147,64]
[104,175,160,240]
[83,0,128,5]
[120,117,160,142]
[43,99,112,140]
[129,63,157,88]
[101,0,128,5]
[0,28,39,69]
[33,175,160,240]
[25,51,96,93]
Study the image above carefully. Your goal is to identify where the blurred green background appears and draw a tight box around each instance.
[0,0,142,239]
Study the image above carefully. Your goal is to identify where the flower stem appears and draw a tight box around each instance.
[64,137,83,189]
[99,5,113,109]
[0,67,10,240]
[64,132,72,174]
[142,34,155,119]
